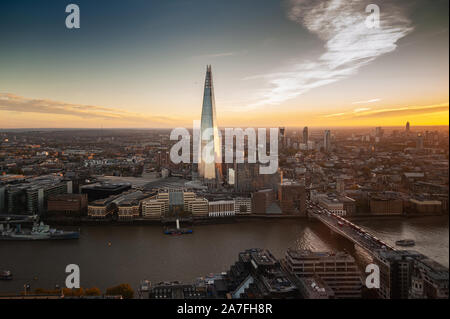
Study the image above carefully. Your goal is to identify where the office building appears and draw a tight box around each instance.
[285,249,363,299]
[81,182,131,201]
[368,192,403,215]
[251,189,276,215]
[234,162,281,193]
[324,130,331,152]
[47,194,88,216]
[234,197,252,215]
[279,127,286,148]
[187,197,209,217]
[416,133,424,150]
[303,127,308,144]
[278,180,306,215]
[142,197,166,219]
[221,249,299,299]
[208,200,235,217]
[4,175,72,215]
[374,249,448,299]
[297,276,335,299]
[0,186,5,214]
[198,65,223,187]
[88,190,153,220]
[149,282,207,299]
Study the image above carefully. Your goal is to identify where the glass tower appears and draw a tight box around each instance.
[198,65,223,186]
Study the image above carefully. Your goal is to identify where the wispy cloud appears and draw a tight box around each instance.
[352,98,381,104]
[0,93,176,125]
[246,0,413,108]
[353,103,449,119]
[321,103,449,119]
[192,50,247,59]
[353,107,371,113]
[323,112,346,118]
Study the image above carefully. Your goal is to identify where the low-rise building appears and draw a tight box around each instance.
[142,196,166,219]
[368,193,403,215]
[373,249,449,299]
[47,194,88,216]
[285,249,362,299]
[188,198,209,217]
[234,197,252,215]
[208,200,235,217]
[409,198,442,215]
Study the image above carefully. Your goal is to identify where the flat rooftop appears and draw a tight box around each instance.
[286,249,355,262]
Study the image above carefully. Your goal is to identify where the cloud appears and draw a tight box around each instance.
[0,93,176,124]
[323,112,346,118]
[352,98,381,104]
[246,0,413,108]
[353,107,371,113]
[192,50,247,59]
[353,103,449,119]
[321,103,449,119]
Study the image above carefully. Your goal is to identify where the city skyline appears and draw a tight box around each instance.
[0,0,449,129]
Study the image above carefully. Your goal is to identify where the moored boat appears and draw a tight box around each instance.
[0,222,79,241]
[395,239,415,247]
[164,228,193,235]
[0,270,12,280]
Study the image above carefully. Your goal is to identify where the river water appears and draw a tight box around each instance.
[0,216,448,294]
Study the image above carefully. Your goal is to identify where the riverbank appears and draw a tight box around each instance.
[42,212,447,226]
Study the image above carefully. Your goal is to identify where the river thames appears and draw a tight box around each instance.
[0,216,448,294]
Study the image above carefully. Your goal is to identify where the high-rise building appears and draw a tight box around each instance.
[303,127,308,144]
[375,126,384,138]
[416,133,424,150]
[324,130,331,153]
[279,127,286,148]
[198,65,223,187]
[406,121,410,133]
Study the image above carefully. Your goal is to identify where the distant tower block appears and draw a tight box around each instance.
[324,130,331,153]
[303,127,308,144]
[198,65,223,187]
[279,127,286,148]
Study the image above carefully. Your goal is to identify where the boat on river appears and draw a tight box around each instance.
[395,239,415,247]
[0,222,79,241]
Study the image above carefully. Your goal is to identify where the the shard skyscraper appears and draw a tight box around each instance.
[198,65,223,186]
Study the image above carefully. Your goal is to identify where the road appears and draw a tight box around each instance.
[307,200,394,253]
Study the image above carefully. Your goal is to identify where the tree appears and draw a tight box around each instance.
[63,287,85,297]
[33,288,60,295]
[85,287,102,296]
[105,283,134,299]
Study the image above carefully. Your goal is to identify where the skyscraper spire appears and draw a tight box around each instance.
[198,65,223,187]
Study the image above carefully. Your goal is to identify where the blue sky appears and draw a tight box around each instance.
[0,0,448,128]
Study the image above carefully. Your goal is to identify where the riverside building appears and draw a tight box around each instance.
[285,249,363,299]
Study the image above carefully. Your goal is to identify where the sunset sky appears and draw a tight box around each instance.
[0,0,448,128]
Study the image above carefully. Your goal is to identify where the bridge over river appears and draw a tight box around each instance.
[308,201,395,255]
